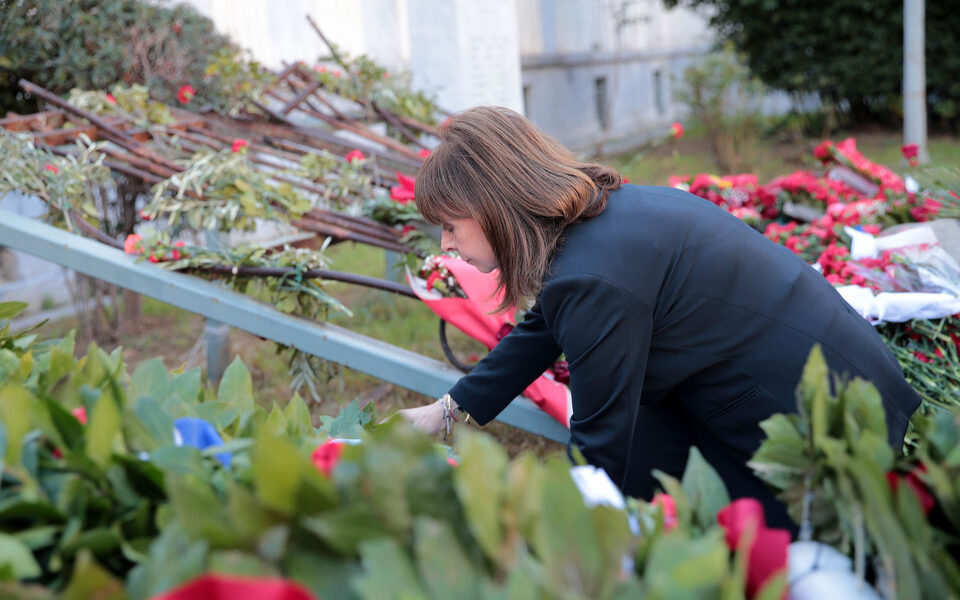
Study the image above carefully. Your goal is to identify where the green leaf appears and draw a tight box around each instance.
[0,423,7,484]
[681,447,730,528]
[251,429,304,515]
[0,533,41,579]
[842,378,887,444]
[644,528,729,596]
[61,550,127,600]
[207,550,278,578]
[128,359,170,405]
[453,429,508,562]
[126,521,208,600]
[224,482,280,543]
[86,390,122,468]
[0,302,28,320]
[414,518,481,600]
[0,351,21,384]
[798,345,830,449]
[167,474,239,547]
[318,399,367,439]
[533,458,629,597]
[283,393,313,436]
[46,347,75,390]
[149,445,210,483]
[169,369,202,406]
[302,505,393,555]
[218,357,254,414]
[131,397,175,449]
[283,551,360,600]
[352,538,429,600]
[264,404,289,436]
[0,384,34,467]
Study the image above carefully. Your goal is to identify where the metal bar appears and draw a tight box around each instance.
[186,265,416,298]
[19,80,182,173]
[291,217,414,254]
[280,78,322,115]
[0,209,568,442]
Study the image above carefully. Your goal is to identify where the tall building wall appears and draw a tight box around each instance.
[516,0,715,152]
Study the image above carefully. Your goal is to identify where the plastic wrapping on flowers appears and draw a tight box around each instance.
[672,138,960,408]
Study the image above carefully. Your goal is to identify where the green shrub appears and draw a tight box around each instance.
[664,0,960,128]
[0,0,269,115]
[676,44,767,173]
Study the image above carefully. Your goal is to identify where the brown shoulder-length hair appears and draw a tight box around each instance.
[415,106,621,312]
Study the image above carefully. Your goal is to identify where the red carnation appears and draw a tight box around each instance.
[390,172,416,204]
[345,149,365,164]
[172,241,186,260]
[651,493,677,531]
[311,440,344,477]
[901,143,920,167]
[177,84,195,104]
[72,406,88,425]
[813,140,834,163]
[124,233,143,255]
[232,138,249,153]
[670,122,684,139]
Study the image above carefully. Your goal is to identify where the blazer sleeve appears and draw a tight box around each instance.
[540,273,653,486]
[447,300,563,425]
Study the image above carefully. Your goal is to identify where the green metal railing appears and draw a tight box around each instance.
[0,208,568,442]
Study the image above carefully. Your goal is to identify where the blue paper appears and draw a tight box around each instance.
[173,417,232,467]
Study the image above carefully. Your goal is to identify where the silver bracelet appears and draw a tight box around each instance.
[439,393,470,439]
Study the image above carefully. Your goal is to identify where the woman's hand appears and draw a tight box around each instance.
[397,400,446,435]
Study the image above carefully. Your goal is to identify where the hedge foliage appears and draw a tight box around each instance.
[664,0,960,127]
[0,0,268,115]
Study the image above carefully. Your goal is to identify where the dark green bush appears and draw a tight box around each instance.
[664,0,960,128]
[0,0,267,114]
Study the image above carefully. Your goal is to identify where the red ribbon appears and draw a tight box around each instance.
[149,574,317,600]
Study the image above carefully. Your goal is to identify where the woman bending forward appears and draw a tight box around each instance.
[400,106,920,529]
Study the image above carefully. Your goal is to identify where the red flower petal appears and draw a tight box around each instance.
[72,406,88,425]
[177,84,195,104]
[717,498,789,599]
[124,234,143,255]
[311,440,344,477]
[651,493,677,530]
[147,573,318,600]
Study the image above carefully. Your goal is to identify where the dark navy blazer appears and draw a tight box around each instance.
[449,184,921,493]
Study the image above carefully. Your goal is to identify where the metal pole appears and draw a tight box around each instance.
[903,0,929,164]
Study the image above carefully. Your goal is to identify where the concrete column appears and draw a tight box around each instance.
[407,0,524,113]
[903,0,929,164]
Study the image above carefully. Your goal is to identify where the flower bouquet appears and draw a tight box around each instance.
[407,254,572,425]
